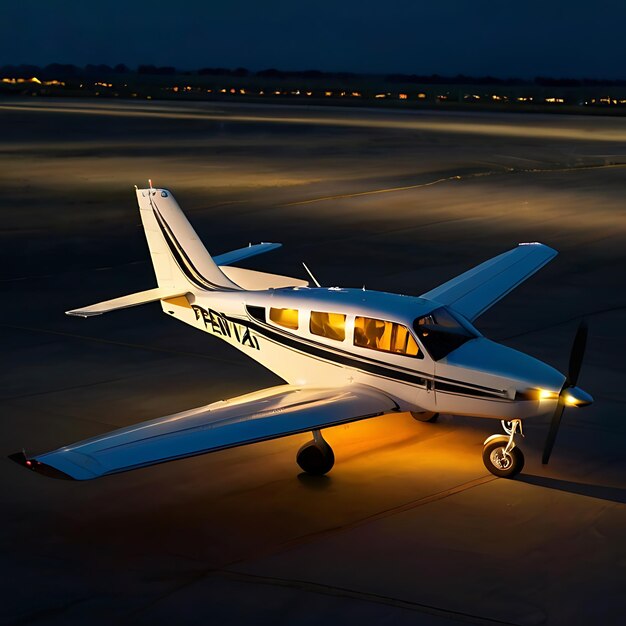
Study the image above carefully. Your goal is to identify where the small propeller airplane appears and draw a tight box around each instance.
[11,183,593,481]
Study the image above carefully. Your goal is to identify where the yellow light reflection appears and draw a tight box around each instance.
[539,389,559,401]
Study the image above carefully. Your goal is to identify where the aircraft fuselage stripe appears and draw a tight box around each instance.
[221,312,509,401]
[150,198,238,291]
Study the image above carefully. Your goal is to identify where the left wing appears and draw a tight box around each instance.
[13,385,397,480]
[420,243,557,321]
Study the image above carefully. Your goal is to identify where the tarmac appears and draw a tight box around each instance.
[1,99,625,625]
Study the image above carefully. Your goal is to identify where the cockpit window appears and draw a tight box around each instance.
[414,307,477,360]
[354,316,422,358]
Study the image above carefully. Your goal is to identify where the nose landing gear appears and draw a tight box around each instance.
[482,419,525,478]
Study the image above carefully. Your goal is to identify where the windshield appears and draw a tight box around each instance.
[413,307,478,360]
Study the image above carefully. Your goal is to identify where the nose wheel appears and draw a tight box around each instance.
[482,419,525,478]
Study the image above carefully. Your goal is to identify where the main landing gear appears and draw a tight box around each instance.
[296,429,335,475]
[482,419,525,478]
[410,410,439,423]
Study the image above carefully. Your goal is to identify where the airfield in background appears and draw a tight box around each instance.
[1,99,625,625]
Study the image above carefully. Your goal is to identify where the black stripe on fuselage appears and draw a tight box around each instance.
[222,313,509,400]
[243,308,505,396]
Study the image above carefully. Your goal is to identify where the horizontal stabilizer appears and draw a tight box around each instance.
[421,243,557,321]
[26,385,397,480]
[214,242,282,266]
[66,287,188,317]
[221,266,308,290]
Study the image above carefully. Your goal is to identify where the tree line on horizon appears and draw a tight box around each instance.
[1,63,625,87]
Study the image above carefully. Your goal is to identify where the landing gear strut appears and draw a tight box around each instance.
[482,419,525,478]
[296,430,335,475]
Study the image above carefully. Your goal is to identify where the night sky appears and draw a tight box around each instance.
[3,0,626,78]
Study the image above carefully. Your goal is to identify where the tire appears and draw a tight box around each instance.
[296,439,335,475]
[410,411,439,423]
[482,441,524,478]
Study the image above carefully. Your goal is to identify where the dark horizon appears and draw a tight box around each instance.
[3,1,626,81]
[3,62,626,87]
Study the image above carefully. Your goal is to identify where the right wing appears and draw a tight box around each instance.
[420,243,557,321]
[15,385,398,480]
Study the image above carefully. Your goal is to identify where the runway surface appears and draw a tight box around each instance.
[1,99,625,625]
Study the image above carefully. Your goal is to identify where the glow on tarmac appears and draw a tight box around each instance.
[1,99,625,625]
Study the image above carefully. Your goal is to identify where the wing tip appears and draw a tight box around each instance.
[8,451,75,480]
[518,242,558,255]
[65,310,95,318]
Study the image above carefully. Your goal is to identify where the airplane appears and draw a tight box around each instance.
[10,183,593,481]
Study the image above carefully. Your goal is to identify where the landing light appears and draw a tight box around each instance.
[539,389,559,401]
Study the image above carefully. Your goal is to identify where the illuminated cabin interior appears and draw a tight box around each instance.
[354,316,421,357]
[266,306,424,358]
[310,311,346,341]
[269,307,299,330]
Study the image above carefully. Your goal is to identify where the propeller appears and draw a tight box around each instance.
[542,320,589,465]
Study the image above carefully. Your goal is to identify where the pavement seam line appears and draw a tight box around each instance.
[282,175,463,206]
[215,569,522,626]
[126,475,498,621]
[225,475,497,568]
[0,323,247,366]
[281,162,626,207]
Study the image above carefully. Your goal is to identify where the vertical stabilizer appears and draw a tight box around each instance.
[136,187,241,292]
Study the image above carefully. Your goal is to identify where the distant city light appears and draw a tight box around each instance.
[2,73,625,110]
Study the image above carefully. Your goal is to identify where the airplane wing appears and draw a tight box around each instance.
[420,243,557,321]
[16,385,398,480]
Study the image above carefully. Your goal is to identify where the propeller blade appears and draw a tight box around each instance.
[568,320,588,386]
[543,320,590,465]
[542,400,566,464]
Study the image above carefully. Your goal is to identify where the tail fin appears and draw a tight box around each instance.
[136,187,240,292]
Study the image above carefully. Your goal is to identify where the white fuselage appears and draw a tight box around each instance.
[161,286,565,422]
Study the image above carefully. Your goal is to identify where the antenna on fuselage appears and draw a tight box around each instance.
[302,262,321,288]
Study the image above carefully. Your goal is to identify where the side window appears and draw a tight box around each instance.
[310,311,346,341]
[269,307,299,330]
[246,305,265,322]
[354,316,421,357]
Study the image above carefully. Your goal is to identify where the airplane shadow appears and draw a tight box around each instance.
[297,472,333,490]
[516,474,626,504]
